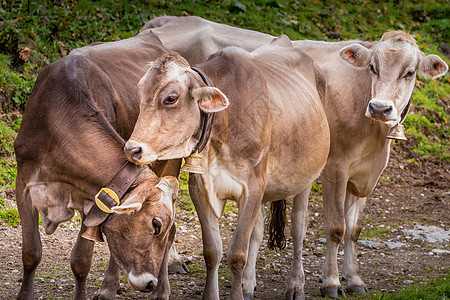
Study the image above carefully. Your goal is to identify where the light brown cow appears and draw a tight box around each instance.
[124,36,330,300]
[142,16,448,298]
[14,30,180,300]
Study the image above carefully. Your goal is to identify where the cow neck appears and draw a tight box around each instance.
[191,66,215,153]
[83,161,148,229]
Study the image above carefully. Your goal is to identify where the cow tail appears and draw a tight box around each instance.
[267,200,287,250]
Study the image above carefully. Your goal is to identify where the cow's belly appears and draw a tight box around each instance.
[27,181,83,234]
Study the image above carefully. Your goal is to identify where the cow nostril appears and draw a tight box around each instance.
[384,106,393,115]
[131,147,142,160]
[145,280,154,292]
[125,145,142,161]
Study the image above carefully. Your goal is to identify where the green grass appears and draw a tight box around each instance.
[353,273,450,300]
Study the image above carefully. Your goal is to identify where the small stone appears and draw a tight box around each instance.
[403,280,414,284]
[38,278,45,283]
[432,249,450,255]
[12,269,19,274]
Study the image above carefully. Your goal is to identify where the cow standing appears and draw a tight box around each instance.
[124,36,330,299]
[142,16,448,298]
[14,30,181,300]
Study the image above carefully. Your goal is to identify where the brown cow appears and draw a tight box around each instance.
[142,16,448,298]
[124,36,330,300]
[14,30,180,300]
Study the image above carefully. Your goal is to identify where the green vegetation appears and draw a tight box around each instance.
[354,272,450,300]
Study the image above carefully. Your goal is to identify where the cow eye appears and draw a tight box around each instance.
[163,95,178,105]
[152,218,162,235]
[403,69,415,79]
[369,63,377,75]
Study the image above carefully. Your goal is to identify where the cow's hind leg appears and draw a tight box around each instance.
[285,186,311,300]
[242,205,265,300]
[94,255,120,300]
[189,174,222,300]
[343,193,367,294]
[17,187,42,300]
[71,219,95,300]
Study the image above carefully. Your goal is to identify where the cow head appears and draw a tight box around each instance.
[124,53,229,165]
[100,174,179,293]
[339,31,448,127]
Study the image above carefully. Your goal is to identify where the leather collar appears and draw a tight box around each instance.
[191,66,215,153]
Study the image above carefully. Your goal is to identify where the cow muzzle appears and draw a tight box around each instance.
[124,140,158,164]
[365,99,398,126]
[128,272,158,293]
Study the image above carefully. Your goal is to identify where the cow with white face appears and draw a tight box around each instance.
[339,31,447,128]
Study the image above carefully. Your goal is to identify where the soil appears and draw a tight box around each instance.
[0,143,449,300]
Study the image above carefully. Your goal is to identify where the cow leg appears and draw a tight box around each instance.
[71,220,95,300]
[189,174,222,300]
[227,178,265,300]
[285,186,311,300]
[94,255,120,300]
[320,167,348,298]
[242,205,265,300]
[152,223,177,300]
[343,193,367,294]
[17,187,42,300]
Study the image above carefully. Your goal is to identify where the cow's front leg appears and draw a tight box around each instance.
[227,179,265,300]
[189,174,222,300]
[343,193,367,294]
[285,186,311,300]
[152,223,176,300]
[71,221,95,300]
[94,255,120,300]
[320,167,348,298]
[17,188,42,300]
[242,205,265,300]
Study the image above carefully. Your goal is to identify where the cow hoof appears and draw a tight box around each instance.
[346,285,367,294]
[320,286,345,298]
[285,290,305,300]
[243,292,254,300]
[168,259,189,274]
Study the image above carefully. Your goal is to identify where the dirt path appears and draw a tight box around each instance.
[0,146,449,299]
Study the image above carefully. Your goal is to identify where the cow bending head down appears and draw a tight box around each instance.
[124,53,229,164]
[101,175,178,293]
[339,31,448,127]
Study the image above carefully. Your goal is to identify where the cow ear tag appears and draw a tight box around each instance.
[387,124,407,140]
[180,152,204,174]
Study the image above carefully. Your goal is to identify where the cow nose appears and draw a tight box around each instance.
[368,102,392,116]
[145,280,155,292]
[124,141,142,161]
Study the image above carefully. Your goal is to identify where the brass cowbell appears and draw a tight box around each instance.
[180,152,204,174]
[81,226,104,242]
[386,124,407,141]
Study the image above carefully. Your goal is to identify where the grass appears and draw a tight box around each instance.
[353,272,450,300]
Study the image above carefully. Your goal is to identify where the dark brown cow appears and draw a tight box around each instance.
[124,36,330,300]
[143,16,448,298]
[14,30,180,300]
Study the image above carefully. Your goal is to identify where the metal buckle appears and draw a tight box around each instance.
[95,188,120,213]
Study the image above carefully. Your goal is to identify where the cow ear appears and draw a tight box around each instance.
[111,202,142,214]
[418,54,448,79]
[192,86,229,112]
[156,176,179,204]
[339,44,372,68]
